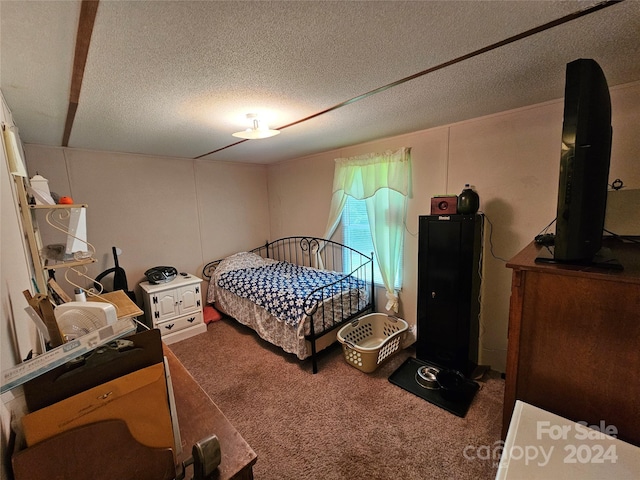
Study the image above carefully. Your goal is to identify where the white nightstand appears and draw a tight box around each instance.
[139,274,206,344]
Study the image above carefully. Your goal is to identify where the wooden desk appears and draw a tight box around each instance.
[12,345,256,480]
[165,347,257,480]
[503,239,640,446]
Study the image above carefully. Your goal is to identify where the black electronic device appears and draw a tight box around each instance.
[144,266,178,284]
[534,233,555,247]
[538,58,621,270]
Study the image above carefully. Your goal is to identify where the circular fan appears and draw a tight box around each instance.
[56,308,105,342]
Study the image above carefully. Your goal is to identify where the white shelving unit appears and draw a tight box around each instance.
[139,274,206,344]
[13,171,95,295]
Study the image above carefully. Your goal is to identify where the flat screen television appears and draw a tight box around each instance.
[536,58,621,270]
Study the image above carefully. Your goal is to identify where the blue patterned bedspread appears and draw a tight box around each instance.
[217,262,364,327]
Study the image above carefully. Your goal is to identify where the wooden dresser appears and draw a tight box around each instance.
[502,239,640,447]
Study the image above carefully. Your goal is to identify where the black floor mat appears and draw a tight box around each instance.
[388,357,479,417]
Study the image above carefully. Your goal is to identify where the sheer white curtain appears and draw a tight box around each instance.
[324,147,411,312]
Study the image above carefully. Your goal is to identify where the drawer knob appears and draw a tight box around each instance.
[164,323,175,330]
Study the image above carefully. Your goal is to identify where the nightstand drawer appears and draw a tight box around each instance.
[157,311,203,337]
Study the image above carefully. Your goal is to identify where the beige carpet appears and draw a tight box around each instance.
[170,318,505,480]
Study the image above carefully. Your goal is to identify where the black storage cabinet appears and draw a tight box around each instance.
[416,214,482,376]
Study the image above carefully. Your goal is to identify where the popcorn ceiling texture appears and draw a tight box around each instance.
[2,1,639,163]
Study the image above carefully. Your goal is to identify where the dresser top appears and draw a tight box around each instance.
[507,239,640,284]
[139,274,202,292]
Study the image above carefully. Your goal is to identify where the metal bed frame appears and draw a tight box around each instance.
[202,236,374,373]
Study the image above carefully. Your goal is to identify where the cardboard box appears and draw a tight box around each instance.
[22,363,174,453]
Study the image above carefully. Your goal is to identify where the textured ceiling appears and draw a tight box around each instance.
[2,1,640,164]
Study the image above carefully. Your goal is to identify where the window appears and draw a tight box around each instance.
[324,147,410,312]
[342,195,402,289]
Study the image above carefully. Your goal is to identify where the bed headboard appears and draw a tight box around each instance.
[202,236,373,281]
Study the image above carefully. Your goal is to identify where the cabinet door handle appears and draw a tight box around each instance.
[431,291,436,298]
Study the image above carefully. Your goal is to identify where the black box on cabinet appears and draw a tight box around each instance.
[416,214,482,376]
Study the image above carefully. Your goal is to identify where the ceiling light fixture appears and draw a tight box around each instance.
[232,113,280,139]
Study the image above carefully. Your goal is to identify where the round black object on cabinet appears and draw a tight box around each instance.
[457,184,479,214]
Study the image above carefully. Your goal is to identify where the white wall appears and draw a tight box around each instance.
[265,80,640,372]
[22,146,271,301]
[1,105,35,380]
[1,95,40,480]
[195,159,271,258]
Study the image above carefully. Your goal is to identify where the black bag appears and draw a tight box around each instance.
[94,246,136,302]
